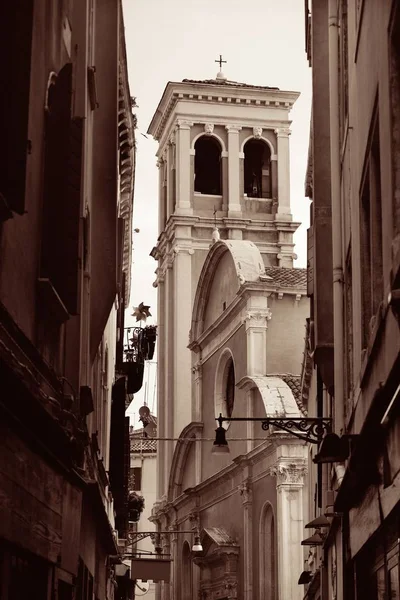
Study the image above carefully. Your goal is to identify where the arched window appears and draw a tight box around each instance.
[181,541,192,600]
[225,358,235,417]
[194,136,222,195]
[215,350,236,424]
[244,139,271,198]
[259,502,276,599]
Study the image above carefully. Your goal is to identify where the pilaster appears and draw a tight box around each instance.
[173,245,194,437]
[270,154,278,201]
[226,125,242,215]
[275,127,292,216]
[192,361,203,485]
[270,450,307,600]
[243,301,272,376]
[239,478,253,600]
[176,120,193,215]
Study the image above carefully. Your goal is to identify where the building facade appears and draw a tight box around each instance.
[0,2,135,599]
[149,71,311,599]
[129,419,158,600]
[304,0,400,598]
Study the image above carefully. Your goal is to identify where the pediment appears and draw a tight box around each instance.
[194,528,239,600]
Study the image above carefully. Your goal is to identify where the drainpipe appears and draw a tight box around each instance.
[329,0,344,435]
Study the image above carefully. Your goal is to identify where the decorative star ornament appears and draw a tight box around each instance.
[132,302,152,322]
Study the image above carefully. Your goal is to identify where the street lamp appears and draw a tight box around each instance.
[212,413,332,453]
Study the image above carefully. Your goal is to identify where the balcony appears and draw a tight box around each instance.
[119,325,157,394]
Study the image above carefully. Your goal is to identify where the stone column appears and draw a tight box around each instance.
[170,524,179,600]
[270,154,278,201]
[275,127,292,216]
[168,133,176,216]
[192,361,202,485]
[157,153,167,231]
[270,450,307,600]
[172,245,193,437]
[164,258,174,498]
[243,302,272,377]
[225,125,242,215]
[239,478,253,600]
[176,120,193,215]
[156,268,165,499]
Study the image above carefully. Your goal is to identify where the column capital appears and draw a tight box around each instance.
[176,119,194,130]
[243,309,272,327]
[269,460,307,487]
[274,126,291,137]
[172,245,194,256]
[225,124,242,133]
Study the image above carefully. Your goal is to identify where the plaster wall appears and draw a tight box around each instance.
[203,251,239,330]
[266,295,309,374]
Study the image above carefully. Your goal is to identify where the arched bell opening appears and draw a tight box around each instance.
[243,139,271,199]
[194,135,222,195]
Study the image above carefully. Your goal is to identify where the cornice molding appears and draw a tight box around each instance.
[148,82,299,142]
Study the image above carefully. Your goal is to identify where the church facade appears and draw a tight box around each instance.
[149,70,310,599]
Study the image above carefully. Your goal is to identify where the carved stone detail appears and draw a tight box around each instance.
[253,126,263,139]
[204,123,214,135]
[239,480,252,504]
[225,125,242,133]
[177,119,193,129]
[274,127,291,137]
[243,309,272,323]
[269,461,307,486]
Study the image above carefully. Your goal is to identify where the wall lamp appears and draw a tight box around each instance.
[313,433,359,463]
[213,413,332,453]
[127,530,203,553]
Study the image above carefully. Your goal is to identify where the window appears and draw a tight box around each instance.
[244,139,271,198]
[194,136,222,195]
[76,558,94,600]
[181,542,193,600]
[0,0,34,215]
[130,467,142,491]
[359,110,383,349]
[215,350,236,425]
[225,359,235,418]
[40,62,83,315]
[259,502,276,600]
[355,511,400,600]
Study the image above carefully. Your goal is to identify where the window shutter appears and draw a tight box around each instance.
[59,115,83,314]
[0,0,34,214]
[41,63,83,315]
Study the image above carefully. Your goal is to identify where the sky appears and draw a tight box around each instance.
[122,0,311,425]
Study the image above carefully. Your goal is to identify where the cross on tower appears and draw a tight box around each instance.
[215,55,227,70]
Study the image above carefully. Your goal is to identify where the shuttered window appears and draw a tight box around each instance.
[0,0,34,214]
[40,63,83,315]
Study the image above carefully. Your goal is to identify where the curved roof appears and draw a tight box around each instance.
[190,239,265,342]
[240,375,301,418]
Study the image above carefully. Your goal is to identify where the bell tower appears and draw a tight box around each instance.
[149,70,299,502]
